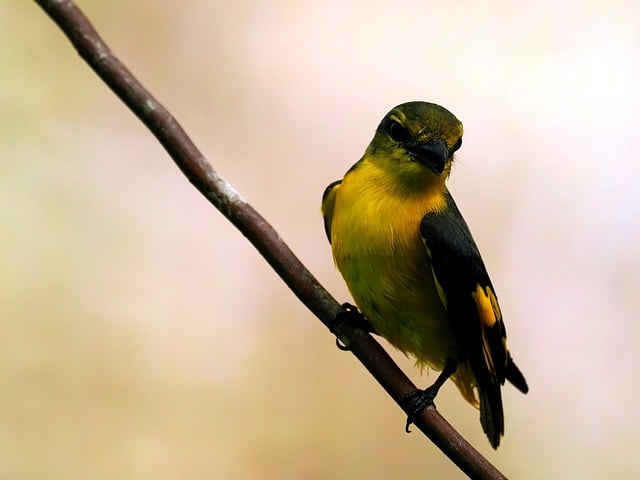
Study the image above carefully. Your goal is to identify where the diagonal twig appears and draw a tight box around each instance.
[32,1,509,478]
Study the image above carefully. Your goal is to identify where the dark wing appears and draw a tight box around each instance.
[421,191,526,448]
[321,180,342,243]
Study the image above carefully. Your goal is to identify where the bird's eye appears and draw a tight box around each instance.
[387,120,411,143]
[451,138,462,153]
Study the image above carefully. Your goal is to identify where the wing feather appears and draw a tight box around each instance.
[420,191,508,447]
[321,180,342,243]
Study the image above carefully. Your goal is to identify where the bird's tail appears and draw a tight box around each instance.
[479,382,504,449]
[480,353,528,449]
[506,353,529,394]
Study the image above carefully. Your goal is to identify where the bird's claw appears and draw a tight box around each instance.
[330,303,376,351]
[402,387,437,433]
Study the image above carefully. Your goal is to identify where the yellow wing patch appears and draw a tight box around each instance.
[471,284,501,328]
[471,284,503,373]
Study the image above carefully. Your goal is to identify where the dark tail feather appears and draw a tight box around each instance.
[506,353,529,394]
[479,354,527,449]
[479,383,504,449]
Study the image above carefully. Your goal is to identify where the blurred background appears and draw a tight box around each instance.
[2,1,639,478]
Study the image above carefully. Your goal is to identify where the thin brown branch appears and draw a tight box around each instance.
[32,1,508,478]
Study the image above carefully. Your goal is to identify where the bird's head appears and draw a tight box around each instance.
[364,101,464,189]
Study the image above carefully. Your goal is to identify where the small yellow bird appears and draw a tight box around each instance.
[322,101,528,448]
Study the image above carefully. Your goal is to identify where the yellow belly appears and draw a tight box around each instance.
[330,172,459,371]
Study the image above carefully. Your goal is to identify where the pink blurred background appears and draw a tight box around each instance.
[3,1,640,478]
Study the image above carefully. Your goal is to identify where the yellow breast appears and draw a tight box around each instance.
[329,161,458,370]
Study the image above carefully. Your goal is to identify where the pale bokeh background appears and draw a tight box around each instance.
[3,1,639,479]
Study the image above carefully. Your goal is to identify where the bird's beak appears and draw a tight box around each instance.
[406,140,449,175]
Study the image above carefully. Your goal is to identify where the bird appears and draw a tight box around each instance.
[321,101,528,448]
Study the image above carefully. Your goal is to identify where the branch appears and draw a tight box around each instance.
[33,1,508,478]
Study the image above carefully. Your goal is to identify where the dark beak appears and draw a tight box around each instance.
[406,140,449,175]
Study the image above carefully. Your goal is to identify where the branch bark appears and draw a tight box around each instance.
[33,1,509,478]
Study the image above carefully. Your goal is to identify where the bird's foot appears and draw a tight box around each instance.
[402,386,439,433]
[330,303,375,351]
[402,361,457,432]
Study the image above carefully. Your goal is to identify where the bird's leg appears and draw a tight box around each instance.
[403,360,458,432]
[330,303,376,351]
